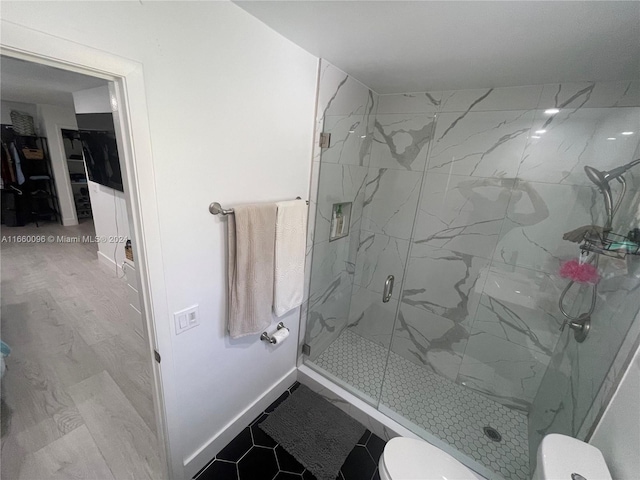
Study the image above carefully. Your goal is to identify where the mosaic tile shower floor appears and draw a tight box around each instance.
[313,330,529,480]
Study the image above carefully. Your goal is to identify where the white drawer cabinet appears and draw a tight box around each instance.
[123,259,144,339]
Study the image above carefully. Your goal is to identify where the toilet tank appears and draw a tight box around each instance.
[532,434,612,480]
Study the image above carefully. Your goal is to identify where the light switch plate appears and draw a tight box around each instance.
[174,305,199,335]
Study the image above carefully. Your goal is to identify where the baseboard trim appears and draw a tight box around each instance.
[97,250,124,276]
[185,368,298,479]
[62,217,79,226]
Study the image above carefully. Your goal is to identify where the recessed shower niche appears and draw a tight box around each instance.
[329,202,351,241]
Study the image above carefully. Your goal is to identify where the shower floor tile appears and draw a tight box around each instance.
[312,330,529,480]
[313,330,388,401]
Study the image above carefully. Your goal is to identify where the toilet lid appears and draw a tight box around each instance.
[382,437,479,480]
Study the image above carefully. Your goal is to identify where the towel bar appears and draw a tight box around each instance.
[209,197,309,216]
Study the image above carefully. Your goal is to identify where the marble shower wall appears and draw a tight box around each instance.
[527,261,640,465]
[303,61,378,360]
[345,111,436,349]
[347,80,640,412]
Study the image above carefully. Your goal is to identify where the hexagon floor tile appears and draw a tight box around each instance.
[311,330,530,480]
[194,382,384,480]
[313,329,388,401]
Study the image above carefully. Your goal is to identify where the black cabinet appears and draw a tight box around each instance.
[1,125,61,227]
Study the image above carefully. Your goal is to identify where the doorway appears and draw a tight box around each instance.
[0,53,170,478]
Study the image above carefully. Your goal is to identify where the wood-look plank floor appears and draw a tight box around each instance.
[1,220,162,479]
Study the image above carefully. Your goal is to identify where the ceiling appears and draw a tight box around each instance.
[235,1,640,94]
[1,56,107,108]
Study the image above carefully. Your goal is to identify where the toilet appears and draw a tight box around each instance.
[379,433,612,480]
[532,433,612,480]
[378,437,483,480]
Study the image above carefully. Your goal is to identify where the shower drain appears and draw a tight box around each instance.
[483,426,502,442]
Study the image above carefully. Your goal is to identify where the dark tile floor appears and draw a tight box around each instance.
[194,383,386,480]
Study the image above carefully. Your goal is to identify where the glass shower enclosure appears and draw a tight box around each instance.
[302,62,640,480]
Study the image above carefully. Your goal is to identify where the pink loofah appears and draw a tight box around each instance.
[559,259,600,284]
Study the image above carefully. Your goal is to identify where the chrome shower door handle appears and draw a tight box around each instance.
[383,275,394,303]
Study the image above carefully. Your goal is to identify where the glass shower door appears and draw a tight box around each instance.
[303,104,393,406]
[303,103,425,408]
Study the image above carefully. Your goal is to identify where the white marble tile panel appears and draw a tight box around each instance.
[346,285,398,348]
[414,173,514,259]
[437,86,543,113]
[517,108,640,187]
[362,168,422,239]
[612,189,640,230]
[376,92,442,114]
[529,331,573,405]
[428,110,535,178]
[402,244,488,324]
[305,160,321,248]
[308,237,353,301]
[473,262,567,356]
[577,310,640,441]
[311,117,324,163]
[567,273,640,425]
[321,114,371,167]
[354,231,409,298]
[306,271,353,360]
[346,216,362,277]
[318,60,375,118]
[493,180,601,273]
[391,303,468,382]
[538,81,640,110]
[458,330,551,411]
[526,331,574,462]
[314,163,368,244]
[370,114,437,171]
[530,270,640,459]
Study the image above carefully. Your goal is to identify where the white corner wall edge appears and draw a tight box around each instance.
[297,365,491,480]
[589,345,640,479]
[184,367,297,479]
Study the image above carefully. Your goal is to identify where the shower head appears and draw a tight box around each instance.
[584,166,610,192]
[583,159,640,229]
[584,159,640,189]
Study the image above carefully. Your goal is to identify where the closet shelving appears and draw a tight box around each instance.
[62,129,92,219]
[1,124,61,227]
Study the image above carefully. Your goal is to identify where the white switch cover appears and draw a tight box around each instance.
[174,305,199,335]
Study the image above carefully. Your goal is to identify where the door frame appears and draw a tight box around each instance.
[1,20,182,479]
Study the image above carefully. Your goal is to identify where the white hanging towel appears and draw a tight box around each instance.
[273,199,308,316]
[228,203,277,338]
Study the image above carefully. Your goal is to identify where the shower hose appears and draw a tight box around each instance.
[558,250,599,326]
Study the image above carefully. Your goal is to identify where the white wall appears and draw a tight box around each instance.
[87,181,131,271]
[1,100,38,128]
[36,104,79,226]
[590,345,640,479]
[73,86,130,269]
[72,85,111,114]
[1,2,318,477]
